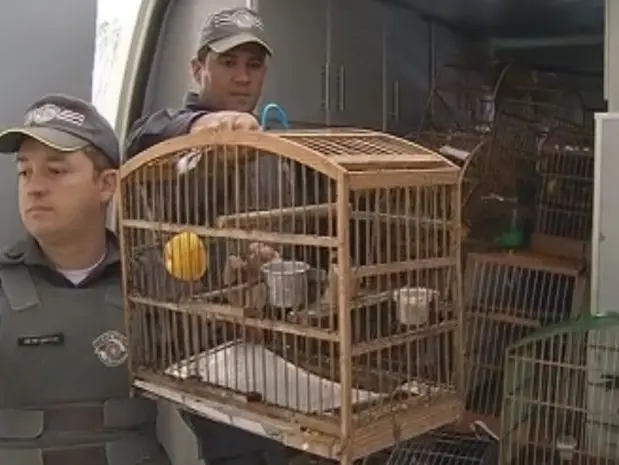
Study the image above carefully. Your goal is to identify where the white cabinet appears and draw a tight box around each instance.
[257,0,329,126]
[328,0,385,130]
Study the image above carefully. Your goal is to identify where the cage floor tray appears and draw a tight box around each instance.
[165,340,380,413]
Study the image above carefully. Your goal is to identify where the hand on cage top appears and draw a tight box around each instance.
[190,111,261,132]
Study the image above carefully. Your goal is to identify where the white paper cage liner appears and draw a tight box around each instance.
[165,340,378,413]
[164,340,440,414]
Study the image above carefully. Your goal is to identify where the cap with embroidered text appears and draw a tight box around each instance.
[0,94,120,168]
[197,7,272,57]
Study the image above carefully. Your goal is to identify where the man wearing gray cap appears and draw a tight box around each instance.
[124,7,293,465]
[0,93,170,465]
[125,6,272,158]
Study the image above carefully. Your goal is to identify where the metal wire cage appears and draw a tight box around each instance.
[531,126,594,260]
[386,430,498,465]
[416,51,513,135]
[413,132,490,239]
[412,57,517,245]
[413,56,555,249]
[495,66,588,135]
[500,312,619,465]
[463,251,588,419]
[481,67,591,246]
[118,129,465,464]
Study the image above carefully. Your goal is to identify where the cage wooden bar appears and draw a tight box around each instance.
[118,129,464,464]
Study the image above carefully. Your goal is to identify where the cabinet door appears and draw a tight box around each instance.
[385,7,430,136]
[329,0,385,130]
[258,0,329,127]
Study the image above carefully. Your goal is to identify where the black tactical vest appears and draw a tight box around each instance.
[0,240,170,465]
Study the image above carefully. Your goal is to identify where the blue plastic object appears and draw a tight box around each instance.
[260,103,290,129]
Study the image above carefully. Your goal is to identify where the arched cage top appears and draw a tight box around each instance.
[119,128,458,185]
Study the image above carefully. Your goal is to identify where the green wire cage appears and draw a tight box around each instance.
[500,312,619,465]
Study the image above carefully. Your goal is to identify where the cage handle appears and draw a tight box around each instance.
[260,103,290,130]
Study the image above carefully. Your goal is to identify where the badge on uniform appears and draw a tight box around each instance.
[17,333,65,347]
[92,330,129,367]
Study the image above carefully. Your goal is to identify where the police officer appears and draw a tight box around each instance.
[0,94,170,465]
[123,7,294,465]
[124,6,271,159]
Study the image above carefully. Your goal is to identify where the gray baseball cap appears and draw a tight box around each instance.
[197,7,273,57]
[0,93,120,168]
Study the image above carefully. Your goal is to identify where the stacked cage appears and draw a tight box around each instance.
[458,65,593,426]
[531,127,594,261]
[501,313,619,465]
[118,129,464,464]
[401,51,598,462]
[473,66,590,251]
[463,252,588,419]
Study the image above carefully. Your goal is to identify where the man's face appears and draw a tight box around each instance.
[17,138,117,242]
[192,43,268,112]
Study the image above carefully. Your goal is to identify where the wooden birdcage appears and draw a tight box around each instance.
[500,313,619,465]
[118,129,465,464]
[463,251,588,419]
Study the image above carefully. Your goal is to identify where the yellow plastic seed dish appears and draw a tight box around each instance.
[163,231,208,281]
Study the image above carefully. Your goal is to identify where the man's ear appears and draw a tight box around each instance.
[99,169,118,204]
[190,57,202,85]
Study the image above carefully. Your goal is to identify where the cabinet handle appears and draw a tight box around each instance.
[392,80,400,121]
[338,65,345,112]
[320,64,328,111]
